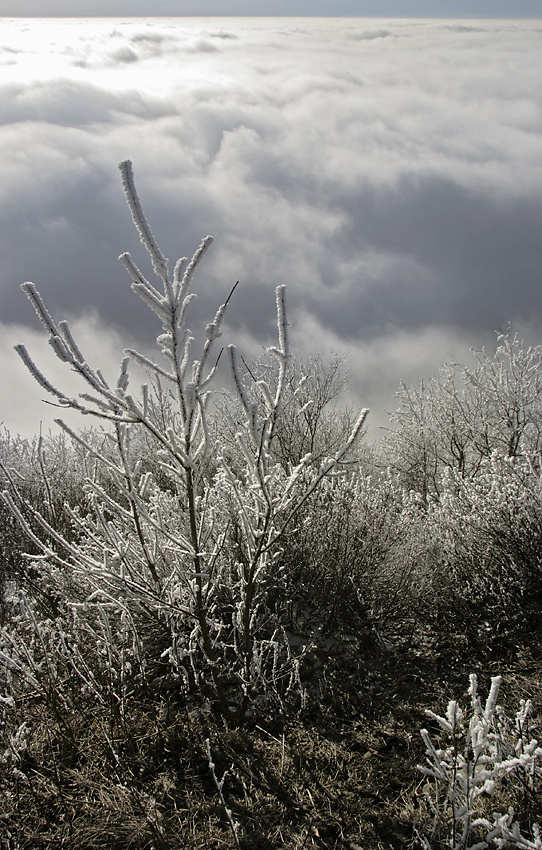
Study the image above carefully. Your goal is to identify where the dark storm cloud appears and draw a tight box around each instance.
[0,17,541,436]
[317,178,542,337]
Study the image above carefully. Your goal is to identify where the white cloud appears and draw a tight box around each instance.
[1,18,541,437]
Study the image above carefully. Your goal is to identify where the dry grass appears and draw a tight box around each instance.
[2,619,541,850]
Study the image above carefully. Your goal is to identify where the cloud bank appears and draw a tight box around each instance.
[1,18,541,437]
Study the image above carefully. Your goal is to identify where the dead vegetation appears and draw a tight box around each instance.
[1,612,541,850]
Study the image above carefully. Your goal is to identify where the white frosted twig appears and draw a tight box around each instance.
[124,394,145,419]
[141,382,149,418]
[123,348,176,384]
[1,487,92,573]
[95,368,110,389]
[131,282,170,323]
[1,489,59,562]
[193,285,234,389]
[166,427,193,469]
[19,309,128,412]
[275,284,289,361]
[116,356,130,395]
[173,256,188,290]
[175,293,197,332]
[78,393,118,413]
[118,251,154,292]
[228,345,251,416]
[198,360,220,391]
[334,407,369,460]
[177,236,214,303]
[257,380,274,411]
[82,480,133,522]
[48,334,71,362]
[276,452,313,508]
[179,331,194,380]
[118,160,169,281]
[20,282,58,337]
[14,344,72,403]
[480,809,542,849]
[268,285,290,412]
[484,676,502,722]
[54,419,124,470]
[276,408,369,535]
[58,320,85,363]
[0,648,41,692]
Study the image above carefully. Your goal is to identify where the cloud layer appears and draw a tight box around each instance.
[1,18,541,437]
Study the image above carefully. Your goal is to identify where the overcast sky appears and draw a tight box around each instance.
[1,17,541,438]
[1,2,542,17]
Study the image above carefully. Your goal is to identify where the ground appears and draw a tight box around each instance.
[2,617,541,849]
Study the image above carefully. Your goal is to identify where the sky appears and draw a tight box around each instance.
[1,2,542,18]
[0,17,541,439]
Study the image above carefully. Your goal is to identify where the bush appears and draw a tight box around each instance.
[417,674,542,849]
[386,332,542,499]
[2,160,367,727]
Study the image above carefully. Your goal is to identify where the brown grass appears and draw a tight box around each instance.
[1,621,541,850]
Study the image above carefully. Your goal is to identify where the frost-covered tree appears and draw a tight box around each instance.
[2,161,367,724]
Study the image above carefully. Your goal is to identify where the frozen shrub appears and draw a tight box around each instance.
[436,451,542,627]
[0,429,90,616]
[275,466,451,655]
[418,674,542,850]
[2,161,367,725]
[387,332,542,499]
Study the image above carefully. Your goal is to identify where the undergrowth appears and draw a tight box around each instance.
[1,615,540,849]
